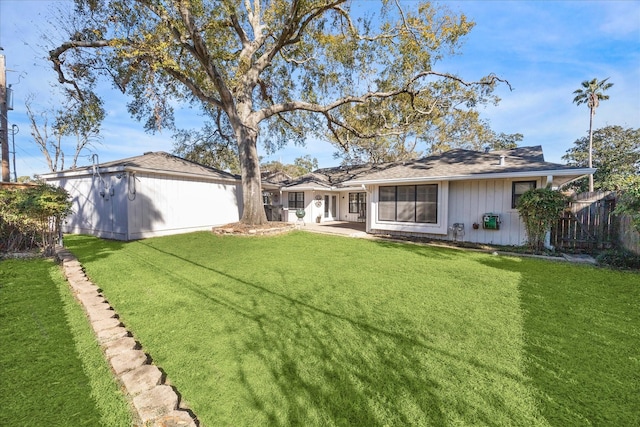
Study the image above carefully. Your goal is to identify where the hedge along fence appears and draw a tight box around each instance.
[0,183,72,256]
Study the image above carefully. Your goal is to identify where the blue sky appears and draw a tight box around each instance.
[1,0,639,178]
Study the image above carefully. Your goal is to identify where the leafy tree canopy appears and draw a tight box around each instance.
[26,90,104,172]
[49,0,508,224]
[562,125,640,192]
[262,155,318,178]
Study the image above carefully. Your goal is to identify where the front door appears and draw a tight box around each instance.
[323,195,338,220]
[324,195,330,218]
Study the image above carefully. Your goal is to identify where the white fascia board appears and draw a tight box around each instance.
[123,166,240,183]
[345,168,595,185]
[39,166,126,180]
[335,186,369,192]
[41,166,240,184]
[262,183,281,190]
[282,185,332,191]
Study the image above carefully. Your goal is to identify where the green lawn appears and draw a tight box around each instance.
[0,258,133,426]
[64,231,640,426]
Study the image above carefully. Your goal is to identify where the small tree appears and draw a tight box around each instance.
[516,187,568,253]
[25,92,104,172]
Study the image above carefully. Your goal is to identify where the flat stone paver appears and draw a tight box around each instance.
[121,364,163,396]
[104,336,138,358]
[110,349,148,375]
[133,385,178,422]
[152,411,197,427]
[76,293,107,307]
[96,325,129,343]
[86,306,116,322]
[66,271,87,282]
[70,281,99,294]
[91,317,122,333]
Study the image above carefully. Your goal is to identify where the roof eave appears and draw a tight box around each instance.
[123,166,240,183]
[41,165,241,184]
[39,166,125,180]
[344,168,596,185]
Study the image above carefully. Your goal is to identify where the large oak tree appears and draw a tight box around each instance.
[49,0,506,224]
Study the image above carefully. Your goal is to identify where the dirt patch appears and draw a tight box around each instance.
[212,222,296,236]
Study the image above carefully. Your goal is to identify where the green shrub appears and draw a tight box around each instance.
[0,184,71,255]
[516,187,568,253]
[596,248,640,270]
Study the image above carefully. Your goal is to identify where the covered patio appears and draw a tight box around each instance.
[299,221,369,238]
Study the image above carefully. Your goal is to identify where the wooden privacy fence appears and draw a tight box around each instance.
[619,214,640,255]
[551,191,616,251]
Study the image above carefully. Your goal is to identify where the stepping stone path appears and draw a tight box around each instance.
[56,247,198,427]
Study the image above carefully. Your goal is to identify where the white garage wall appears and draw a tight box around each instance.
[127,173,242,239]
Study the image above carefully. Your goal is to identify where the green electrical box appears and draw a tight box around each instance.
[483,213,500,230]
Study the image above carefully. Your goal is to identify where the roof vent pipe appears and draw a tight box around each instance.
[499,155,506,166]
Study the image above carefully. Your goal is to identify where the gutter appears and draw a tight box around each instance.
[40,165,241,184]
[344,168,596,185]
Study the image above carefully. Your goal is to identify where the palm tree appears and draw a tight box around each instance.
[573,77,614,192]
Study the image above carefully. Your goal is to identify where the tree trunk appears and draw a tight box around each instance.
[588,107,594,192]
[237,124,268,225]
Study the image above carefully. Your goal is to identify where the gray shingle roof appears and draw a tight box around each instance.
[48,151,240,181]
[345,146,588,184]
[279,146,591,189]
[281,162,392,189]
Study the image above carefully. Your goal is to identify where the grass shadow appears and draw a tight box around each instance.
[63,233,127,263]
[126,236,544,426]
[0,259,113,425]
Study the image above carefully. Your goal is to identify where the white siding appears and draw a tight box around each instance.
[127,173,241,239]
[52,173,129,240]
[49,171,241,241]
[445,179,528,246]
[369,177,542,246]
[281,190,323,223]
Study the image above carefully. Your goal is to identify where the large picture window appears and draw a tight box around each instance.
[288,192,305,209]
[378,184,438,223]
[512,181,536,208]
[349,192,366,214]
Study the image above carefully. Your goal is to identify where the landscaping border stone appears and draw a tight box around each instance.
[55,246,198,427]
